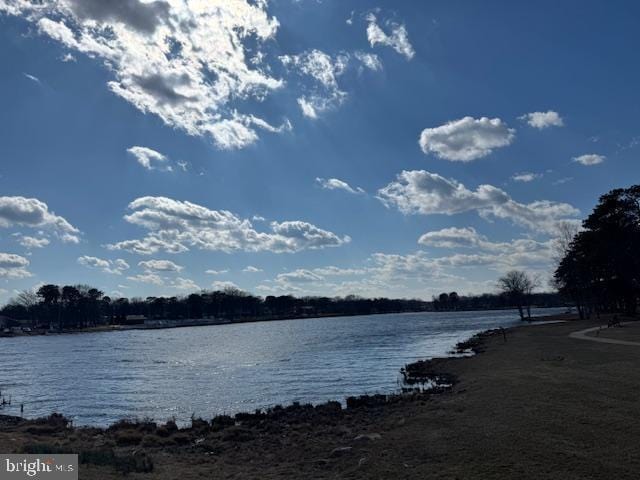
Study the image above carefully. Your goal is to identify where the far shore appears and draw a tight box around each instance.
[0,305,570,338]
[4,312,639,479]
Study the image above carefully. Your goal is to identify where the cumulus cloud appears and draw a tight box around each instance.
[258,231,559,298]
[1,0,288,149]
[377,170,579,234]
[520,110,564,129]
[366,13,414,60]
[14,234,50,249]
[0,253,31,278]
[127,146,172,171]
[418,227,485,249]
[573,154,605,166]
[0,196,80,242]
[512,172,542,182]
[417,227,556,264]
[138,259,183,272]
[106,196,349,255]
[419,117,515,162]
[78,255,130,275]
[316,177,365,194]
[243,266,263,273]
[211,280,240,291]
[171,277,199,291]
[372,239,555,279]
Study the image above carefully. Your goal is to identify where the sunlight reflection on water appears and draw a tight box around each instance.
[0,308,562,425]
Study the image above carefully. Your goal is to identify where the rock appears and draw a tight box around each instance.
[358,457,368,467]
[329,446,353,458]
[354,433,381,442]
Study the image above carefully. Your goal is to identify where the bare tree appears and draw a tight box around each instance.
[497,270,541,320]
[14,290,39,327]
[549,221,580,292]
[552,221,580,264]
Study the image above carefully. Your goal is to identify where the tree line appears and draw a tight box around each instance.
[554,185,640,319]
[1,279,568,331]
[1,286,431,330]
[432,290,562,315]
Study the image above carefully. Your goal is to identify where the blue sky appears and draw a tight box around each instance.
[1,0,639,301]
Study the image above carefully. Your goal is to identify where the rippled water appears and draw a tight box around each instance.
[0,308,562,426]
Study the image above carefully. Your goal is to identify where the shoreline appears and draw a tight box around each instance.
[0,306,570,339]
[2,312,618,479]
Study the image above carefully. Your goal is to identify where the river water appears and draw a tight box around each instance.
[0,308,563,426]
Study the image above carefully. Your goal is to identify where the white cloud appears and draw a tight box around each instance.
[312,266,366,276]
[211,280,240,291]
[205,269,228,275]
[0,196,80,242]
[354,51,382,71]
[15,234,50,249]
[512,172,542,182]
[138,259,183,272]
[127,273,164,285]
[171,277,199,291]
[2,0,287,150]
[316,177,365,194]
[372,242,554,279]
[243,266,263,273]
[255,227,562,298]
[106,196,349,255]
[366,13,414,60]
[573,154,605,166]
[419,117,515,162]
[417,227,556,264]
[0,253,31,278]
[78,255,130,275]
[277,269,323,283]
[346,10,354,25]
[127,146,172,171]
[281,48,383,119]
[23,72,41,83]
[281,49,349,119]
[378,170,579,234]
[418,227,485,249]
[553,177,573,185]
[519,110,564,129]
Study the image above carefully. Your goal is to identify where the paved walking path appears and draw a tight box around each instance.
[569,322,640,346]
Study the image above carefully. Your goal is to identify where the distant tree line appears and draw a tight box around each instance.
[432,289,563,315]
[1,286,432,330]
[554,185,640,318]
